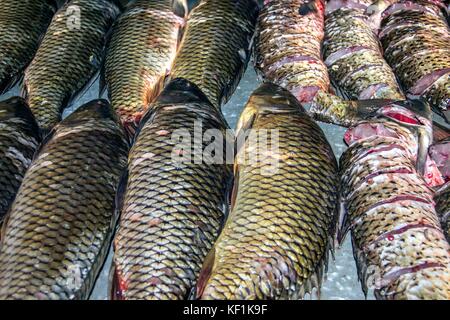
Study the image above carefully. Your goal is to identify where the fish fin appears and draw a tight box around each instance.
[336,197,351,245]
[99,64,108,100]
[229,169,239,214]
[114,170,129,226]
[298,0,318,15]
[67,70,102,113]
[0,208,12,247]
[171,0,188,18]
[443,109,450,124]
[109,261,125,300]
[297,258,326,300]
[196,247,216,299]
[222,164,234,222]
[416,126,432,176]
[351,237,369,298]
[185,286,197,300]
[0,73,23,96]
[130,105,158,143]
[31,126,57,161]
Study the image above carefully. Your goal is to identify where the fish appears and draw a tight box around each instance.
[170,0,258,109]
[255,0,329,103]
[326,0,374,16]
[104,0,187,136]
[111,78,232,300]
[0,97,40,227]
[0,0,55,94]
[365,0,402,30]
[430,137,450,242]
[23,0,119,134]
[432,121,450,142]
[323,6,404,101]
[0,99,129,300]
[379,1,450,122]
[435,182,450,242]
[309,93,449,142]
[339,104,450,299]
[197,83,338,300]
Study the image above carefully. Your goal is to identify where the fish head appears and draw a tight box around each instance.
[158,78,212,106]
[0,96,34,122]
[0,97,40,136]
[249,82,305,112]
[63,99,119,124]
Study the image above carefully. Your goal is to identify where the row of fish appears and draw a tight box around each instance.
[0,0,448,300]
[1,82,448,299]
[0,0,448,133]
[307,0,450,125]
[0,76,340,299]
[339,101,450,299]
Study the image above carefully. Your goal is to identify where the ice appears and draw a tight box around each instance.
[0,67,368,300]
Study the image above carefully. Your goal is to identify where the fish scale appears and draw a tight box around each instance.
[340,114,450,299]
[170,0,258,109]
[0,0,55,94]
[0,100,129,300]
[255,0,329,103]
[435,184,450,242]
[23,0,119,134]
[323,7,404,101]
[0,97,40,226]
[380,1,450,121]
[197,83,338,300]
[112,79,232,300]
[104,0,187,135]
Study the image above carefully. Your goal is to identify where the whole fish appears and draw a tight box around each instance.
[379,0,450,122]
[23,0,119,134]
[255,0,329,103]
[112,79,232,300]
[0,0,55,93]
[323,6,404,101]
[340,104,450,299]
[171,0,259,109]
[0,97,40,225]
[197,83,338,300]
[104,0,187,135]
[0,99,129,300]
